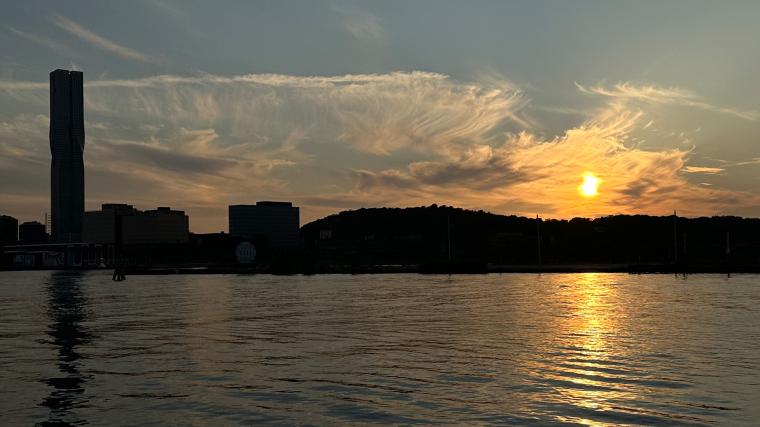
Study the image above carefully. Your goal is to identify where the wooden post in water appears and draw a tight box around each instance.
[447,214,452,263]
[673,210,678,265]
[536,214,542,269]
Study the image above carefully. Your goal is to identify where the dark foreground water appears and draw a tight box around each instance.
[1,272,759,426]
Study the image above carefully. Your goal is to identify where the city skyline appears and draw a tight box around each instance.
[1,5,760,425]
[1,1,760,233]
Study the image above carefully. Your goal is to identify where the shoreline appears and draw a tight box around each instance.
[2,263,758,275]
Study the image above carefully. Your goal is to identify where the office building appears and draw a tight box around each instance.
[122,207,189,245]
[229,201,300,246]
[0,215,18,246]
[50,69,85,242]
[19,221,48,244]
[83,203,138,245]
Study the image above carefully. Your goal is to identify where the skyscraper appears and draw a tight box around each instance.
[49,69,85,242]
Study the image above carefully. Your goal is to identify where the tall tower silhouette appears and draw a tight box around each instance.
[49,69,85,242]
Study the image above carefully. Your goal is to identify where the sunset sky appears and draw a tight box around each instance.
[1,0,759,232]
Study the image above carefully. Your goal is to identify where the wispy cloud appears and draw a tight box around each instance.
[353,106,760,218]
[51,15,157,64]
[682,166,724,174]
[714,157,760,168]
[0,71,529,226]
[0,71,529,155]
[145,0,187,22]
[143,0,205,39]
[576,82,760,121]
[731,158,760,167]
[332,5,386,43]
[1,71,758,228]
[6,26,79,58]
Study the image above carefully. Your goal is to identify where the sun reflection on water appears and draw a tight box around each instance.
[526,273,643,426]
[570,273,618,352]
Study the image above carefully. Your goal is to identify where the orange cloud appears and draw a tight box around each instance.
[1,73,758,230]
[352,107,760,218]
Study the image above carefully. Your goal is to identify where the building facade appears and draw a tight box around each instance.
[121,207,189,245]
[0,215,18,246]
[229,202,300,246]
[83,203,138,245]
[49,69,85,243]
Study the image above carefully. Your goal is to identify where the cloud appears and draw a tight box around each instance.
[0,112,296,225]
[0,71,530,227]
[51,15,157,64]
[353,107,760,218]
[355,144,530,191]
[143,0,206,40]
[103,139,235,175]
[0,71,758,229]
[722,157,760,168]
[0,80,47,90]
[145,0,188,22]
[682,166,724,174]
[1,71,528,155]
[0,114,49,161]
[333,5,386,43]
[576,82,760,121]
[6,27,80,58]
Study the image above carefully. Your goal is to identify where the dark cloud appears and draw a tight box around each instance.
[98,140,235,175]
[299,194,393,209]
[620,178,658,198]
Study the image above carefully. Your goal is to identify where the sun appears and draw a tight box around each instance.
[579,173,600,197]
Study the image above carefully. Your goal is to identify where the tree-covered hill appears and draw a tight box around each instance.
[301,205,760,267]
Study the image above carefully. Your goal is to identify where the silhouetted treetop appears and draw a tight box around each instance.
[301,205,760,265]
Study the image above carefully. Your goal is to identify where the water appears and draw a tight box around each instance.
[1,272,759,426]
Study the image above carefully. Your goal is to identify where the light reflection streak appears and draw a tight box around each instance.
[526,274,645,425]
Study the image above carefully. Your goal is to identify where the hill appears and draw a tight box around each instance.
[301,205,760,270]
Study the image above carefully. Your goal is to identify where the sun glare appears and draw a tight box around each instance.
[579,173,600,197]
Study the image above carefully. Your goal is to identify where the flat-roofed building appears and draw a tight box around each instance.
[122,207,189,245]
[0,215,18,246]
[229,201,300,246]
[83,203,138,245]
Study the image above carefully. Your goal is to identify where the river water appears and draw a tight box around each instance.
[1,271,758,425]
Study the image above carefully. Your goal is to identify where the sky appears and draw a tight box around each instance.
[1,0,759,232]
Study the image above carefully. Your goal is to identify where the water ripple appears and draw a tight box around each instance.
[0,271,759,425]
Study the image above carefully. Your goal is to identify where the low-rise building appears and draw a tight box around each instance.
[83,204,189,246]
[122,207,189,245]
[83,203,138,245]
[0,215,18,246]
